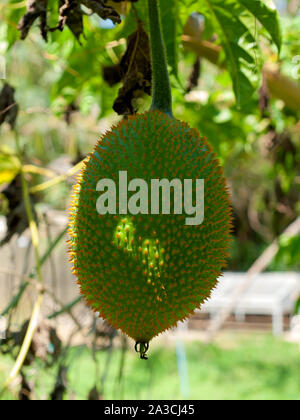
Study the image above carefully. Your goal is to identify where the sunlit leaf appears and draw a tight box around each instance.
[0,146,20,186]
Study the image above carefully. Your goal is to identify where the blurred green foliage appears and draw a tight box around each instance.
[1,333,300,400]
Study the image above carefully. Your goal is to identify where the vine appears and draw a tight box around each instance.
[147,0,173,117]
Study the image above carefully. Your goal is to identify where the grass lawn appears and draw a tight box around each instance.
[1,332,300,400]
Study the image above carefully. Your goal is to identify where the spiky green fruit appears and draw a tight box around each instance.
[68,110,232,352]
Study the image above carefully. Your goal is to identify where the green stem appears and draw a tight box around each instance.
[14,132,43,285]
[0,131,44,397]
[147,0,173,116]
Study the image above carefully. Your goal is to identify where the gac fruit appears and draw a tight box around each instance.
[68,110,232,357]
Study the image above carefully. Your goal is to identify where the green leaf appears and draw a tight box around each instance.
[178,0,281,107]
[178,0,199,27]
[237,0,282,52]
[201,0,258,107]
[0,146,20,186]
[295,296,300,315]
[1,0,25,47]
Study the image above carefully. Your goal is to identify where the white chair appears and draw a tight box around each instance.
[200,272,300,335]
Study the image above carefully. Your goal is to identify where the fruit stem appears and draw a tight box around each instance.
[147,0,173,117]
[135,341,149,360]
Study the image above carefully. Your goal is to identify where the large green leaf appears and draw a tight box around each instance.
[237,0,282,52]
[176,0,282,107]
[200,0,257,107]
